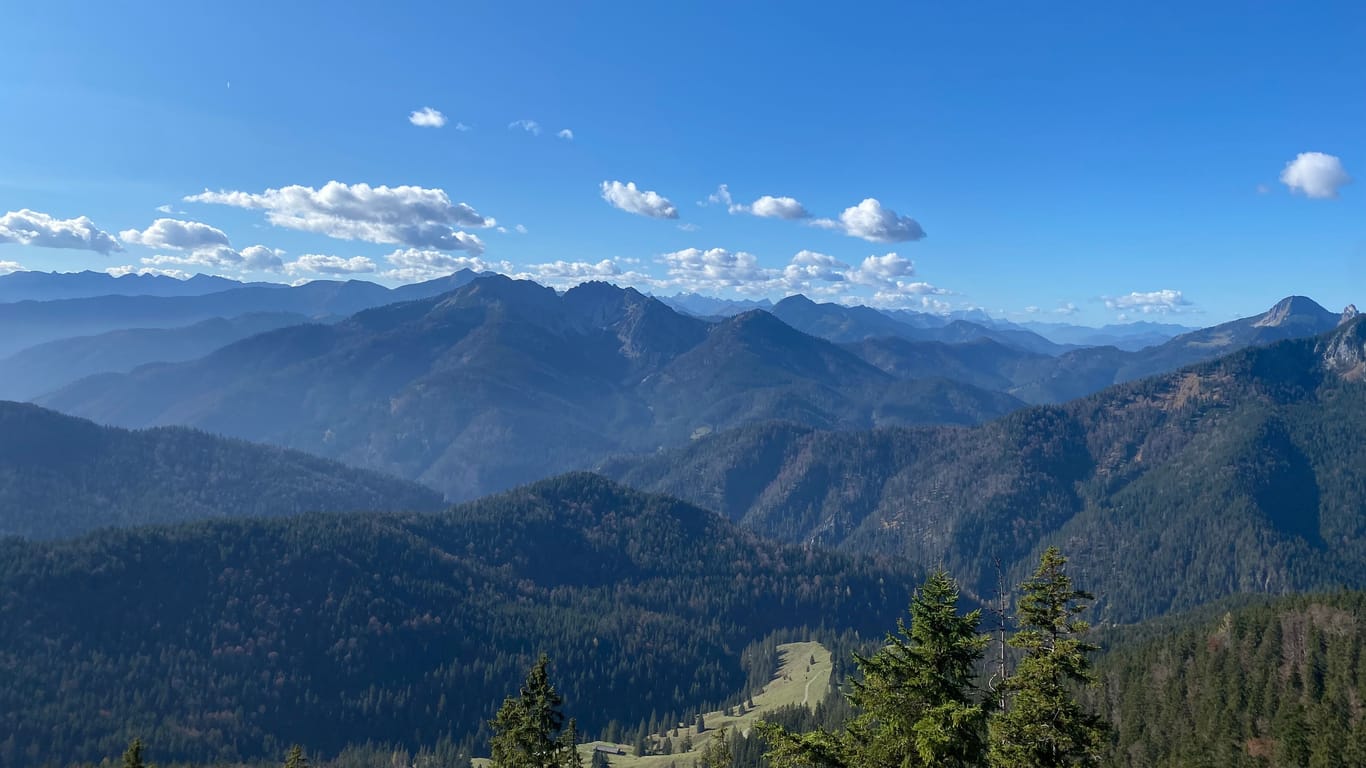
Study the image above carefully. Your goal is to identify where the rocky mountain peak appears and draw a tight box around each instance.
[1252,296,1333,329]
[1341,304,1359,324]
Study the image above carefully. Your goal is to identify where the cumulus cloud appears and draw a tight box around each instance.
[1104,289,1192,314]
[285,254,378,276]
[186,181,493,254]
[0,209,122,253]
[557,129,574,140]
[1055,302,1080,315]
[601,181,679,219]
[748,195,810,219]
[135,241,284,273]
[409,107,447,128]
[813,198,926,243]
[1280,152,1352,199]
[700,185,810,219]
[120,218,232,250]
[846,252,916,288]
[378,248,514,283]
[0,260,23,275]
[105,265,193,280]
[509,119,542,136]
[652,246,944,304]
[659,248,782,294]
[782,250,849,285]
[454,122,472,131]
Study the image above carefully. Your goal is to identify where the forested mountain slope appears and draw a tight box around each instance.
[604,317,1366,621]
[40,276,1022,500]
[1094,591,1366,767]
[0,474,913,767]
[0,402,444,539]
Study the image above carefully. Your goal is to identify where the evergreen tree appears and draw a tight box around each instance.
[761,569,988,768]
[989,547,1105,768]
[561,719,583,768]
[491,655,576,768]
[122,738,146,768]
[285,745,309,768]
[700,728,733,768]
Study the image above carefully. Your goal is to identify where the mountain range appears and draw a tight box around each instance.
[602,315,1366,621]
[37,277,1024,500]
[0,270,480,357]
[0,312,309,401]
[0,401,443,539]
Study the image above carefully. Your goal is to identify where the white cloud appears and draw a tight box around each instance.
[185,181,492,254]
[0,260,22,275]
[285,254,378,276]
[409,107,447,128]
[454,122,472,131]
[378,248,514,283]
[105,265,193,280]
[702,184,734,208]
[813,198,926,243]
[845,252,916,288]
[514,224,528,234]
[652,246,946,304]
[509,119,542,136]
[239,245,286,271]
[782,250,849,286]
[659,247,780,294]
[1055,302,1079,315]
[121,218,231,250]
[0,209,122,253]
[137,242,284,273]
[557,129,574,140]
[1280,152,1352,199]
[677,222,700,232]
[700,185,809,219]
[1104,289,1192,314]
[747,195,810,220]
[601,180,679,219]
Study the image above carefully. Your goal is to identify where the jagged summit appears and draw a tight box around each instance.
[1341,304,1359,324]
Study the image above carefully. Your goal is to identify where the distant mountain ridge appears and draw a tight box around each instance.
[770,294,1070,355]
[0,312,310,400]
[39,276,1023,500]
[0,401,444,539]
[603,316,1366,622]
[0,269,481,357]
[0,269,250,302]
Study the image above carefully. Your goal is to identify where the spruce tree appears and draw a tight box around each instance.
[988,547,1105,768]
[491,655,576,768]
[284,744,309,768]
[700,728,733,768]
[761,568,988,768]
[121,738,145,768]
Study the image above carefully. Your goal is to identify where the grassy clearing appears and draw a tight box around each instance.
[475,641,832,768]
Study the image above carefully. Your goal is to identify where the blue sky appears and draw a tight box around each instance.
[1,1,1362,325]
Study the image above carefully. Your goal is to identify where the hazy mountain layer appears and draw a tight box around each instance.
[0,401,444,539]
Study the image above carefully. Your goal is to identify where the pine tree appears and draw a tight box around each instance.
[761,568,988,768]
[989,547,1105,768]
[285,744,309,768]
[491,655,576,768]
[122,738,146,768]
